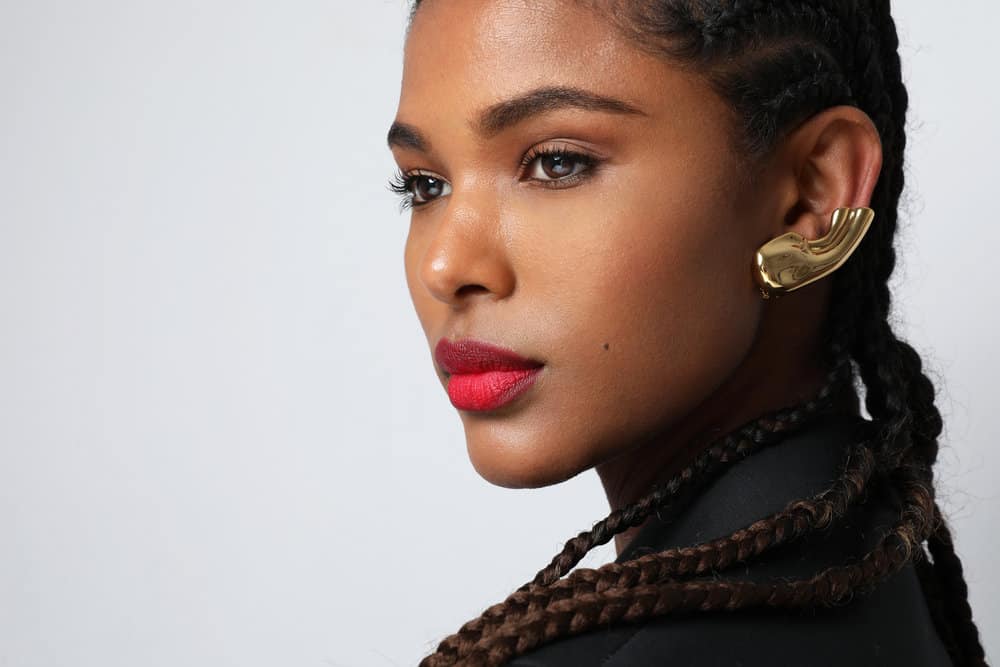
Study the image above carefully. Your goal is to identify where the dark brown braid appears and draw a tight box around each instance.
[426,356,854,661]
[462,451,933,666]
[422,365,862,662]
[521,354,854,591]
[406,1,987,665]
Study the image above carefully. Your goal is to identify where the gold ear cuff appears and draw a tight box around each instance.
[754,206,875,299]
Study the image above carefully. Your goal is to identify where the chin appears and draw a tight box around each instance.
[461,419,590,489]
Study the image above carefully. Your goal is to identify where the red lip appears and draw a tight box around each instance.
[434,338,544,411]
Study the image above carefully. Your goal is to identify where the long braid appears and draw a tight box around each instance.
[467,459,935,667]
[427,446,935,667]
[422,364,859,666]
[407,1,986,665]
[834,3,986,662]
[427,356,854,663]
[523,354,853,590]
[928,508,988,666]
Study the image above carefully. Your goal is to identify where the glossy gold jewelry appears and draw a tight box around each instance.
[754,206,875,299]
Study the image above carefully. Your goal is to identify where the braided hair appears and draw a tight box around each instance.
[407,1,987,665]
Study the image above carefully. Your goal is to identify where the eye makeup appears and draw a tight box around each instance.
[389,143,603,209]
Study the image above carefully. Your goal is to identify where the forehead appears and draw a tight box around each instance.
[398,0,709,122]
[406,0,622,72]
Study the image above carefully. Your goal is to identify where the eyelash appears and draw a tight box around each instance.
[387,170,421,212]
[388,146,599,210]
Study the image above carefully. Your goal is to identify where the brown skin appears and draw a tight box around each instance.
[389,0,882,555]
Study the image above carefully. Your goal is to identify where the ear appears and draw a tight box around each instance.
[769,105,883,240]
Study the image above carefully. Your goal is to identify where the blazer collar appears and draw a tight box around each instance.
[614,411,870,563]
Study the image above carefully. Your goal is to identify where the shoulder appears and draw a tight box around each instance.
[506,564,953,667]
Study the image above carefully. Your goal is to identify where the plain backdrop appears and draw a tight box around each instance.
[1,1,997,665]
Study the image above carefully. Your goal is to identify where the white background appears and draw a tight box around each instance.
[1,1,997,665]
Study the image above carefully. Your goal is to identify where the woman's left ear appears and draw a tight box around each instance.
[772,104,883,241]
[750,105,883,299]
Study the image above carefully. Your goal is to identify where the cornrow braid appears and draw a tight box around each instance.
[408,1,986,665]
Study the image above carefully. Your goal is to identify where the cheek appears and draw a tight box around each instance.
[539,169,763,449]
[580,215,758,410]
[609,179,760,397]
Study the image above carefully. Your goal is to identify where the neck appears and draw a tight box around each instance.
[596,292,850,557]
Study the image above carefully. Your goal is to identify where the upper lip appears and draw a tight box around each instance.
[434,337,544,375]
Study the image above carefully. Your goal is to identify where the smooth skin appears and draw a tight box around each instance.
[388,0,882,554]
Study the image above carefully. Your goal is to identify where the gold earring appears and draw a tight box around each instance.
[754,206,875,299]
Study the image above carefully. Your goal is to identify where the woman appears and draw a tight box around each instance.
[386,1,987,665]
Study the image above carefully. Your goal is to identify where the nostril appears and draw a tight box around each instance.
[455,284,490,299]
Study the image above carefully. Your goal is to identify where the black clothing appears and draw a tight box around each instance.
[508,413,952,667]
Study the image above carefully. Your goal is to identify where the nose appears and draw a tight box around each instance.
[417,190,516,308]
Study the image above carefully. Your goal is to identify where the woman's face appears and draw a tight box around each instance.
[389,0,776,488]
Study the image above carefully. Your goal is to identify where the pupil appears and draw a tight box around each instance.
[543,154,573,178]
[417,176,441,199]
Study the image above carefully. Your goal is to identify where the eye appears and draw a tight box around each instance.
[387,170,452,209]
[522,147,597,183]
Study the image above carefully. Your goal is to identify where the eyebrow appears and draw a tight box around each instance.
[386,85,646,151]
[476,85,646,137]
[386,122,429,152]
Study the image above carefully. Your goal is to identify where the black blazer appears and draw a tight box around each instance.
[507,413,953,667]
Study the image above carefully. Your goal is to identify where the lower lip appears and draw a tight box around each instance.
[445,368,543,412]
